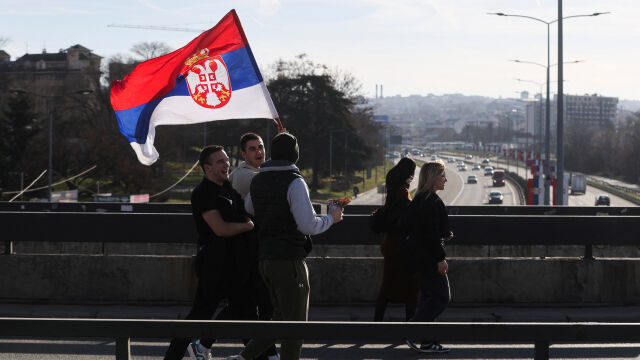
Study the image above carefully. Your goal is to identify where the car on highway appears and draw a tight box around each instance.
[595,194,610,206]
[465,154,473,160]
[484,166,494,176]
[488,191,503,204]
[472,164,481,171]
[448,157,456,163]
[492,170,506,187]
[467,175,478,184]
[431,154,438,160]
[482,158,490,166]
[458,164,467,171]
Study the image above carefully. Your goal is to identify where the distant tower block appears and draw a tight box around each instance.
[381,84,383,98]
[375,84,378,99]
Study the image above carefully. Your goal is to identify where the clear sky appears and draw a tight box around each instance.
[1,0,639,100]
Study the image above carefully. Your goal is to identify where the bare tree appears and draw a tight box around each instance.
[130,41,172,60]
[0,36,8,49]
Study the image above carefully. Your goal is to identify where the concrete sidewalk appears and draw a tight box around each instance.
[2,302,639,323]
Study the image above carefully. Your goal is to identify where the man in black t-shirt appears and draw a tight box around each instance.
[164,145,255,360]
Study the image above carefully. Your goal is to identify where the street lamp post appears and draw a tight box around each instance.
[490,11,608,204]
[8,88,94,202]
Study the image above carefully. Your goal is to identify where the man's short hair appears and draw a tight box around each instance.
[240,132,262,152]
[199,145,224,171]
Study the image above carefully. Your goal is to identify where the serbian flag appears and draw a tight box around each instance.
[111,10,280,165]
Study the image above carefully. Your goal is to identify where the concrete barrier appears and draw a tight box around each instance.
[2,254,640,305]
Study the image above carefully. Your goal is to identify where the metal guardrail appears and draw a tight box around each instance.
[2,211,640,257]
[1,318,639,360]
[4,201,640,216]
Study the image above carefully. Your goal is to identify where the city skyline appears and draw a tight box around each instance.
[1,0,639,101]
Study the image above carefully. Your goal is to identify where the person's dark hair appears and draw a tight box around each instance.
[270,132,299,163]
[199,145,224,171]
[385,157,417,204]
[240,132,262,152]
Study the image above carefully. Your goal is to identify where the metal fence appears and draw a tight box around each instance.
[1,317,639,360]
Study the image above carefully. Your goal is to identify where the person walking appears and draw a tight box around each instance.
[374,157,418,322]
[226,132,343,360]
[188,134,279,360]
[164,145,255,360]
[405,159,454,354]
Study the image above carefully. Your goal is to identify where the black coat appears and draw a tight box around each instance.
[408,191,451,275]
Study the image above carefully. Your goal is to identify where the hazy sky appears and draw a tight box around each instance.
[2,0,639,100]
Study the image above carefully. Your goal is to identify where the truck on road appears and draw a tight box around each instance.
[570,173,587,194]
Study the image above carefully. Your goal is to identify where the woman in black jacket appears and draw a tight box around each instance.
[374,157,418,322]
[406,159,454,354]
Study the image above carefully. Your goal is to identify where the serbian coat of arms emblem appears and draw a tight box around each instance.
[185,48,231,109]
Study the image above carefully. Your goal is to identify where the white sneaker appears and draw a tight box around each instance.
[187,340,212,360]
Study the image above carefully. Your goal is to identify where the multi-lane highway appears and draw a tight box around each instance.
[352,154,636,207]
[439,159,520,206]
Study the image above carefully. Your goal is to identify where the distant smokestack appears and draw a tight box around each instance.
[381,85,383,98]
[375,84,378,99]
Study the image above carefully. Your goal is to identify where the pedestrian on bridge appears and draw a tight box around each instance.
[374,157,418,322]
[405,159,454,354]
[227,132,343,360]
[188,134,280,360]
[163,145,256,360]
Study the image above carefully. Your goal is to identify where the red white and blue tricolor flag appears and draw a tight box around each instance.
[111,10,280,165]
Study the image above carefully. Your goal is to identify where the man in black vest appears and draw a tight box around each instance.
[226,132,343,360]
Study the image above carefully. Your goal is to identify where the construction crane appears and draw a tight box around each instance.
[107,24,205,33]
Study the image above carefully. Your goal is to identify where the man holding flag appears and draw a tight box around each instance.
[110,9,284,360]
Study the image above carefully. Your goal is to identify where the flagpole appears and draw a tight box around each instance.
[274,117,284,132]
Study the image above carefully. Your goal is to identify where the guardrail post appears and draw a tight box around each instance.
[534,340,549,360]
[584,244,594,260]
[116,337,131,360]
[4,240,13,255]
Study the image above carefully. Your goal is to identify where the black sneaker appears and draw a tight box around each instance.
[419,342,450,354]
[406,340,421,352]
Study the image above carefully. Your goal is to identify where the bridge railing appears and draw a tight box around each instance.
[3,201,640,216]
[2,211,639,258]
[1,317,639,360]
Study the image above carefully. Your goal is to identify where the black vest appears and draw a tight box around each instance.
[250,167,311,259]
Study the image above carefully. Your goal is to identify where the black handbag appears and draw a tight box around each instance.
[369,204,392,233]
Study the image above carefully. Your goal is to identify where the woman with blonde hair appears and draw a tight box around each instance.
[405,159,454,354]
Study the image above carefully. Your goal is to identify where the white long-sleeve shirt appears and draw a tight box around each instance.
[244,164,333,235]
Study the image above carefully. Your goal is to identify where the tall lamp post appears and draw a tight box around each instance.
[489,11,608,204]
[8,88,94,202]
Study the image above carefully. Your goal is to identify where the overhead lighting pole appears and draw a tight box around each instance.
[489,10,609,205]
